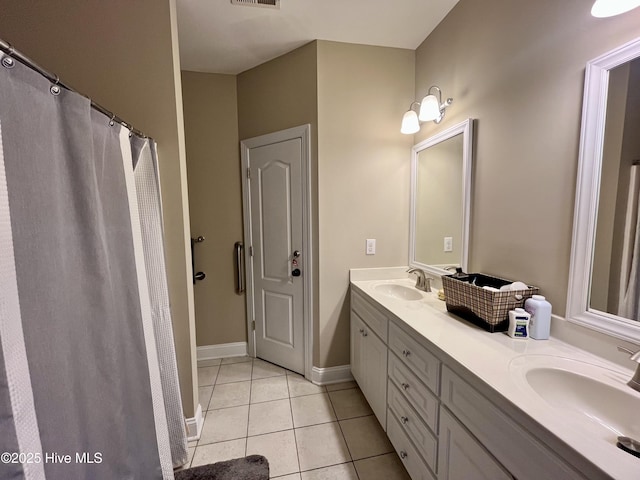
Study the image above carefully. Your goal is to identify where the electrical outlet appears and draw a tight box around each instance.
[444,236,453,252]
[366,239,376,255]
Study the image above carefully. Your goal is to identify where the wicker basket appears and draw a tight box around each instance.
[441,273,539,332]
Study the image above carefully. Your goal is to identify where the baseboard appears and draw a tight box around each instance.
[311,365,353,385]
[197,342,248,363]
[185,403,203,441]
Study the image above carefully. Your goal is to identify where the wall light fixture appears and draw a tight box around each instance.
[591,0,640,17]
[401,86,453,134]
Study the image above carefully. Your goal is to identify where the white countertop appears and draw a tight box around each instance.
[350,267,640,480]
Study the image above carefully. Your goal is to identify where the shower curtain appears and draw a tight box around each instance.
[619,165,640,320]
[0,54,186,479]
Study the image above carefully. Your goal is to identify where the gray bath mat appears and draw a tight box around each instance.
[174,455,269,480]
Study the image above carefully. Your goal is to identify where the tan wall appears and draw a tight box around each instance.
[237,42,320,362]
[414,0,640,317]
[0,0,197,416]
[317,41,415,367]
[182,71,247,346]
[237,42,319,141]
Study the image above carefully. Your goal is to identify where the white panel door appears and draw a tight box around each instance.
[248,138,305,374]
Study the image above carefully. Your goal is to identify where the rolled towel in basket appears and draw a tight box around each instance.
[482,286,500,292]
[499,281,528,291]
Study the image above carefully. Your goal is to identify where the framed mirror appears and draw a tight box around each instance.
[567,36,640,343]
[409,118,474,277]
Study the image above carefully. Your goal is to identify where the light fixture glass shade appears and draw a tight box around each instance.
[591,0,640,17]
[401,110,420,134]
[418,94,440,121]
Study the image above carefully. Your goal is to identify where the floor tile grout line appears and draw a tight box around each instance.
[288,384,302,476]
[324,387,388,479]
[292,460,354,475]
[297,459,361,475]
[197,434,249,449]
[244,359,254,443]
[353,451,396,463]
[325,386,355,467]
[193,358,247,466]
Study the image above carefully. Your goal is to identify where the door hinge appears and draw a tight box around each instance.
[249,246,254,257]
[251,320,256,331]
[247,167,251,179]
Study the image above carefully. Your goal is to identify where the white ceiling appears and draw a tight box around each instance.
[176,0,460,75]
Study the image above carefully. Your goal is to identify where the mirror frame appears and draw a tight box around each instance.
[409,118,474,278]
[567,36,640,343]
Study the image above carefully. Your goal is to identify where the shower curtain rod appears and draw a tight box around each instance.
[0,39,150,140]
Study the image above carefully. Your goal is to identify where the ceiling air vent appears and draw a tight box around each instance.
[231,0,280,9]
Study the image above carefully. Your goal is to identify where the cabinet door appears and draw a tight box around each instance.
[363,327,387,428]
[350,312,365,386]
[438,407,512,480]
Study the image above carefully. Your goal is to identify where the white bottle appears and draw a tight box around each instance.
[525,295,552,340]
[507,308,530,339]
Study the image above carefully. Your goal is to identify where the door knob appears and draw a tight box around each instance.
[292,268,301,277]
[194,271,206,281]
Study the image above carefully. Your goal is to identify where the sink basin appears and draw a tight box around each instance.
[510,355,640,439]
[374,283,423,301]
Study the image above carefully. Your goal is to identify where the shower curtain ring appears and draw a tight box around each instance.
[50,75,61,96]
[1,44,15,69]
[109,114,115,127]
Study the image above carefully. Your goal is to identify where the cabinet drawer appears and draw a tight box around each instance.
[387,412,436,480]
[441,366,584,480]
[351,289,388,342]
[388,381,438,470]
[389,322,440,394]
[388,353,439,429]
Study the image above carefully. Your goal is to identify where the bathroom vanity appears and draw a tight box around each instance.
[350,267,640,480]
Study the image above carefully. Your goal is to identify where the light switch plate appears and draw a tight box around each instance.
[444,236,453,252]
[366,239,376,255]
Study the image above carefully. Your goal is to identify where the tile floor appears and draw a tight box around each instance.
[183,356,411,480]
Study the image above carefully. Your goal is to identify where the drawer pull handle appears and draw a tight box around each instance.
[401,382,410,390]
[402,349,411,357]
[362,330,368,337]
[400,416,409,425]
[400,451,408,460]
[359,328,364,333]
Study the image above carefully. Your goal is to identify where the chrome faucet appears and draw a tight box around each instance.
[407,268,432,292]
[618,346,640,393]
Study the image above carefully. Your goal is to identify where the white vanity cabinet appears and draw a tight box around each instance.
[349,283,592,480]
[350,289,388,428]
